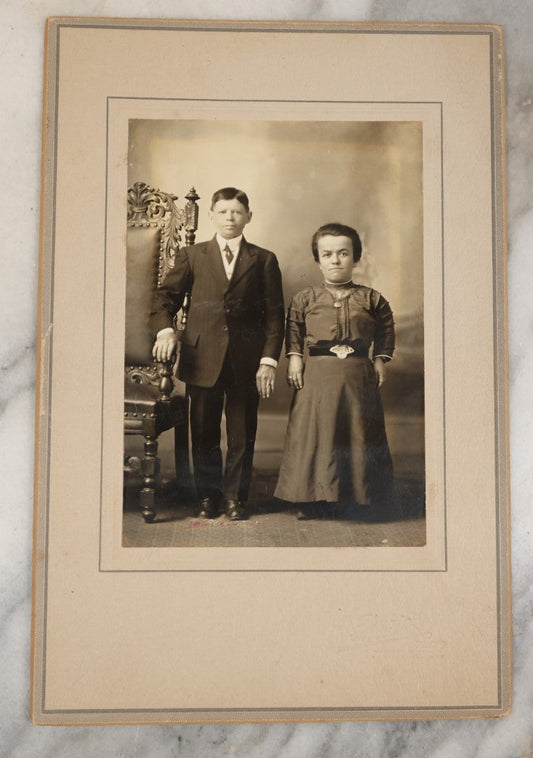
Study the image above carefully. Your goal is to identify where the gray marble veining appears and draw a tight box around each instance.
[1,1,531,756]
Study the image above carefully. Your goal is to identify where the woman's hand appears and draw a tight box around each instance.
[287,355,304,390]
[373,357,386,387]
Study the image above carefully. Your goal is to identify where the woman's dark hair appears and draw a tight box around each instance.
[311,223,362,263]
[210,187,250,211]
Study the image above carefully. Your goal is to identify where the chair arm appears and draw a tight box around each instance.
[158,360,175,401]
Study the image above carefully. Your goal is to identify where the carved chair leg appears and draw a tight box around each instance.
[140,434,159,523]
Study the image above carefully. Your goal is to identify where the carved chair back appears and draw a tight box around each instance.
[125,182,199,376]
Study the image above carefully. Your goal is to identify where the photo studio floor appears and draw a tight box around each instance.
[122,422,426,548]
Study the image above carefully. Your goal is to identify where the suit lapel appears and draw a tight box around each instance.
[205,236,229,290]
[227,238,256,290]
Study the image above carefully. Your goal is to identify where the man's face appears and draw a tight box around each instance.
[209,198,252,239]
[316,235,355,282]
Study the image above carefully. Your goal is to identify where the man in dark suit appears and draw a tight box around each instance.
[151,187,285,520]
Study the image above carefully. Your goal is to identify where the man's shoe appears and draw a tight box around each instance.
[197,497,219,519]
[225,499,248,521]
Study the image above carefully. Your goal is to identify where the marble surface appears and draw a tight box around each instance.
[1,1,532,756]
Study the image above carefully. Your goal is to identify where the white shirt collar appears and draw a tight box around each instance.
[216,233,242,253]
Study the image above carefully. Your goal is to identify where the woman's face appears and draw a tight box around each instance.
[316,235,355,283]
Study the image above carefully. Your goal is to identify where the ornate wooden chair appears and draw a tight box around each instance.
[124,182,199,522]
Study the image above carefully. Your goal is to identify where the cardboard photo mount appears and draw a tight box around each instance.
[32,18,510,724]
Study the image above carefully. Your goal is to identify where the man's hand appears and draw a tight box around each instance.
[256,364,276,399]
[287,355,304,390]
[373,357,386,387]
[152,331,177,363]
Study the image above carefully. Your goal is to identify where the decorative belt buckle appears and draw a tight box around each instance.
[329,344,354,360]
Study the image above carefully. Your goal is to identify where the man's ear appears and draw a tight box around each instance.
[246,210,253,224]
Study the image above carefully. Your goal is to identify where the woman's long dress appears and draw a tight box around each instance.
[274,283,395,507]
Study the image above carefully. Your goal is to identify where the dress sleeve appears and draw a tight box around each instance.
[285,290,307,356]
[372,291,395,360]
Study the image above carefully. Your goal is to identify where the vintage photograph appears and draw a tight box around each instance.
[123,118,425,548]
[32,19,510,724]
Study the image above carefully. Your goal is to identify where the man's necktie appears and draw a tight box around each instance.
[224,244,234,264]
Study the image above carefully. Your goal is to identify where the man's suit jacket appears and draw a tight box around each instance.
[150,236,285,388]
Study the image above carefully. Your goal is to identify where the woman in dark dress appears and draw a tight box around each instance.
[274,223,395,520]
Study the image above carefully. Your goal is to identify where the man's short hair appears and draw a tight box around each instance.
[210,187,250,211]
[311,222,362,263]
